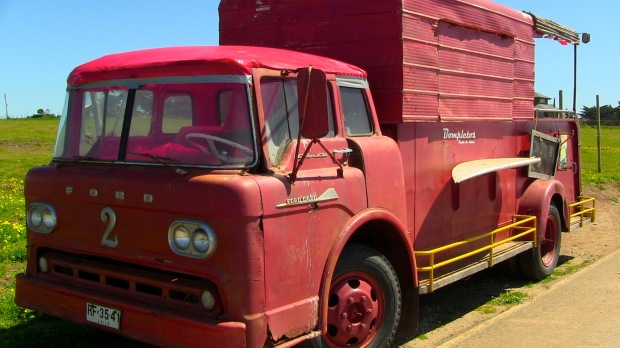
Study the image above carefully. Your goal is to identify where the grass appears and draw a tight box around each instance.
[0,118,139,347]
[491,290,529,305]
[579,125,620,186]
[0,118,58,181]
[540,258,596,284]
[477,290,529,314]
[0,118,618,345]
[0,118,57,332]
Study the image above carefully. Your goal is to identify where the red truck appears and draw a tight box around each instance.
[16,0,595,347]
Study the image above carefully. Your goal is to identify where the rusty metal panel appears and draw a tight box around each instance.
[254,135,369,341]
[257,165,368,340]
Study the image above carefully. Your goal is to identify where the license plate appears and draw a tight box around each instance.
[86,303,121,329]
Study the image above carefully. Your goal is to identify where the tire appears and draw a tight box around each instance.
[315,245,401,348]
[519,205,562,280]
[497,256,521,279]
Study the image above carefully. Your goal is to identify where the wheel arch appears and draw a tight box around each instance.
[551,192,569,232]
[320,208,418,333]
[518,179,568,236]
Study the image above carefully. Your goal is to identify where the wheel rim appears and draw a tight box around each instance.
[540,213,558,267]
[325,272,384,347]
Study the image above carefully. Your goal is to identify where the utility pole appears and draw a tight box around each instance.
[573,33,591,114]
[597,95,602,173]
[4,93,9,120]
[3,93,8,119]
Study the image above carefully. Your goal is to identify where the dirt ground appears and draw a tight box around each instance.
[395,182,620,347]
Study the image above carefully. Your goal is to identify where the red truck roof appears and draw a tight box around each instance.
[68,45,366,86]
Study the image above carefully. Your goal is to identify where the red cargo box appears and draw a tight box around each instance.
[219,0,536,123]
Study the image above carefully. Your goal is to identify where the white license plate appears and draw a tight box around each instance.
[86,303,121,329]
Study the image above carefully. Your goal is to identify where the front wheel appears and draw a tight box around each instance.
[519,205,562,280]
[320,245,401,348]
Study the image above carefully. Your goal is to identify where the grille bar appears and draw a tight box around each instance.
[41,252,221,314]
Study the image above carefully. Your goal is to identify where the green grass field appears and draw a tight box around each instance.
[0,118,150,347]
[580,125,620,185]
[0,118,618,346]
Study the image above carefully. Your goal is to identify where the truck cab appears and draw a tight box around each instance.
[16,45,413,347]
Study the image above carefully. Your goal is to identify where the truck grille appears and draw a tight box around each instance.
[38,251,221,315]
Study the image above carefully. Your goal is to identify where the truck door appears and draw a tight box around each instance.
[252,69,368,339]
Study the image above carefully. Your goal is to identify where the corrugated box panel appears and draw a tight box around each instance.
[402,14,439,119]
[220,1,401,56]
[367,66,405,124]
[404,0,533,40]
[512,39,536,119]
[434,21,515,120]
[219,0,536,123]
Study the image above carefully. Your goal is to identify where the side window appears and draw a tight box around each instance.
[340,87,372,136]
[80,89,127,156]
[162,94,193,133]
[261,78,336,165]
[261,79,300,165]
[129,90,154,136]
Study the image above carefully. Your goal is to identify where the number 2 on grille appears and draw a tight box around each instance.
[100,207,119,248]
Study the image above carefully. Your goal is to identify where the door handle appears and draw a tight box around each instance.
[333,148,353,155]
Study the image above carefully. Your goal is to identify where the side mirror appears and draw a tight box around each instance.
[297,67,329,139]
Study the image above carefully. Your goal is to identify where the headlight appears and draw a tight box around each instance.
[192,229,212,253]
[168,220,217,258]
[27,203,57,233]
[172,226,191,250]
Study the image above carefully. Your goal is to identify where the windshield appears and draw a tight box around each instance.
[54,78,256,168]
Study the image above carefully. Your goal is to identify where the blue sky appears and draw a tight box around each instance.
[0,1,614,118]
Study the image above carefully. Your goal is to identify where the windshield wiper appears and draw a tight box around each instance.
[127,151,176,162]
[127,152,188,175]
[69,156,95,162]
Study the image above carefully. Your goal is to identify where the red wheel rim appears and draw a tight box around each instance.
[325,272,385,347]
[540,213,558,267]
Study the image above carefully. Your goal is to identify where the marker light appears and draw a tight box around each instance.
[201,290,215,310]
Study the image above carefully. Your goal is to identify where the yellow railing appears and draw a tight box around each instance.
[569,196,596,227]
[415,215,537,293]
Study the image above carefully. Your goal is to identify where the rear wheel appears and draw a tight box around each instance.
[519,205,562,280]
[320,245,401,348]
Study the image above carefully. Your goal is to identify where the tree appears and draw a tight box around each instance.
[30,108,59,118]
[579,104,620,123]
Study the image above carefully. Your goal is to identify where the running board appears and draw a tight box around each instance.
[568,196,596,232]
[569,217,594,231]
[418,241,534,295]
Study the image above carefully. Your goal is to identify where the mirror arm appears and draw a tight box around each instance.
[289,139,314,183]
[290,66,314,183]
[289,138,344,183]
[316,139,344,178]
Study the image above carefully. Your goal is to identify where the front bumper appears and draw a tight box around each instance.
[15,273,246,347]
